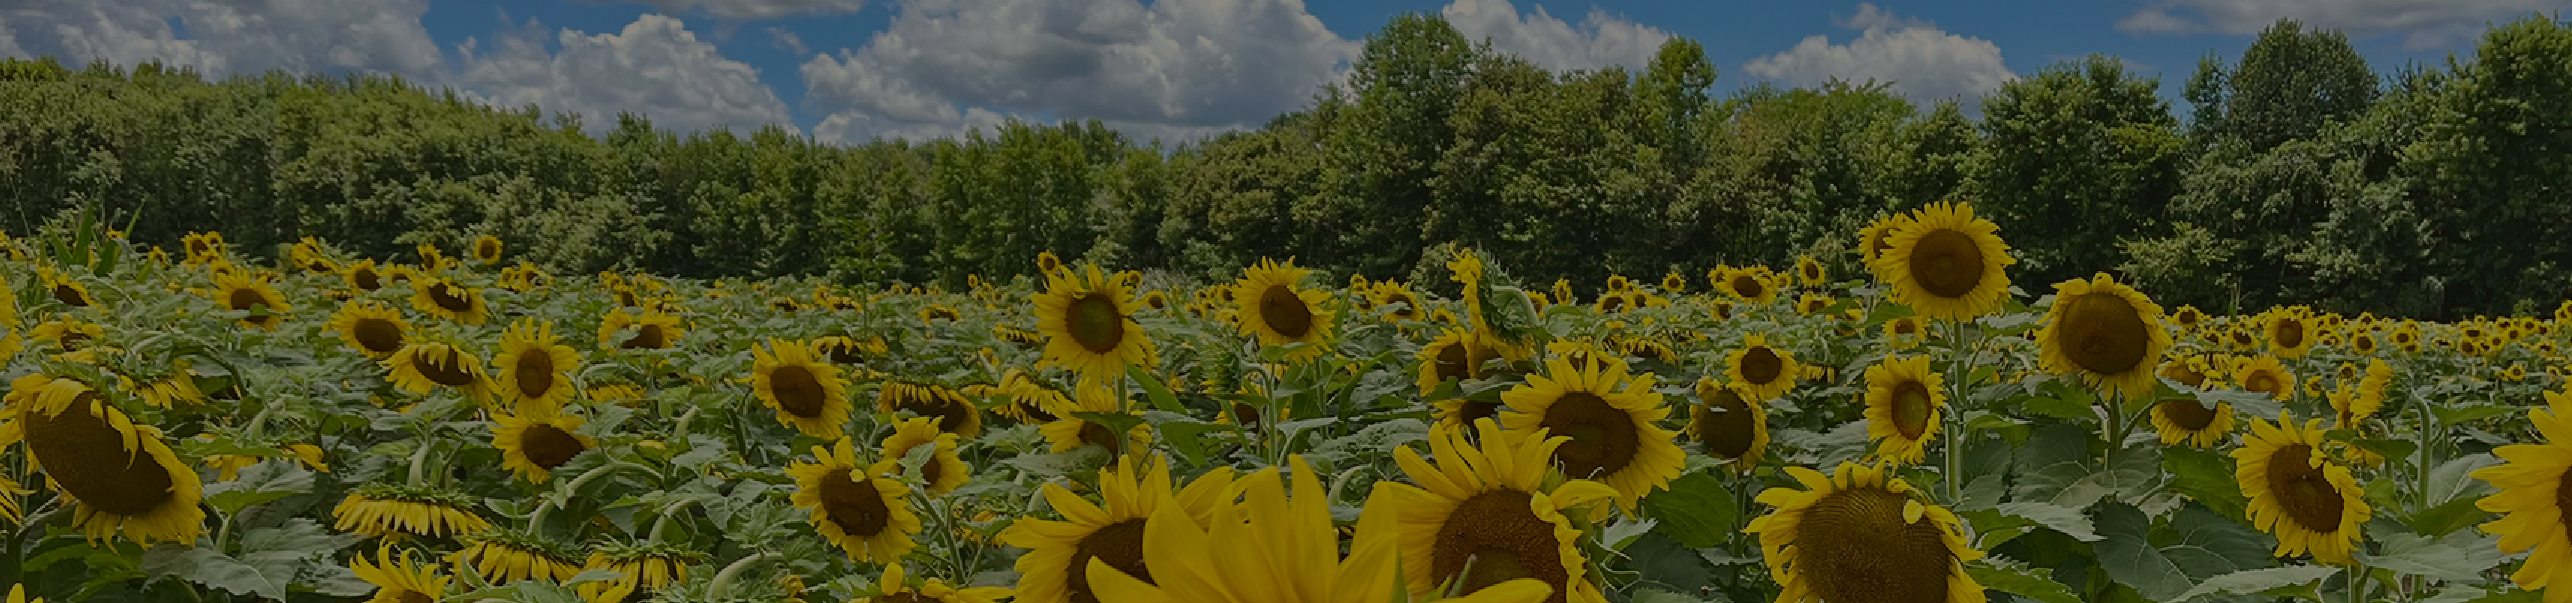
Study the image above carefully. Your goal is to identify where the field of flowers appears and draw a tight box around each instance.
[0,201,2564,603]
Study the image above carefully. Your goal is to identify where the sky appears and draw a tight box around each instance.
[1,0,2560,145]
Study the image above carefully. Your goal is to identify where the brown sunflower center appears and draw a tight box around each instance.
[1452,400,1502,428]
[478,240,500,258]
[2553,469,2572,539]
[350,318,405,354]
[1258,285,1314,338]
[1068,519,1151,603]
[227,288,269,313]
[1230,402,1264,429]
[1907,229,1986,299]
[1797,486,1958,603]
[2264,444,2346,533]
[823,342,865,365]
[1434,342,1475,384]
[352,268,382,290]
[52,283,87,306]
[1696,389,1757,459]
[428,284,473,313]
[1065,293,1127,354]
[818,469,893,538]
[1432,490,1572,603]
[1539,392,1638,479]
[1892,320,1918,336]
[23,394,178,516]
[1740,347,1784,384]
[396,590,436,603]
[1600,295,1626,313]
[1386,292,1419,318]
[769,365,827,418]
[1889,381,1934,439]
[622,324,667,349]
[416,349,480,387]
[1077,421,1126,455]
[513,350,557,399]
[2245,372,2284,397]
[1731,276,1765,299]
[2276,320,2306,349]
[519,423,585,469]
[2057,292,2150,376]
[890,389,974,434]
[2158,398,2219,431]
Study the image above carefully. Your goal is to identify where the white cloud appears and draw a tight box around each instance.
[458,14,796,135]
[1743,3,2015,104]
[586,0,872,20]
[766,26,809,55]
[0,0,440,78]
[2119,0,2566,47]
[799,0,1356,144]
[1440,0,1671,72]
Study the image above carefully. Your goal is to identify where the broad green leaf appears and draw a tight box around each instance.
[1640,471,1737,548]
[140,547,288,601]
[1996,501,2102,541]
[1125,365,1186,412]
[2162,446,2247,522]
[1965,557,2083,603]
[2093,502,2194,602]
[2357,530,2510,582]
[203,461,315,515]
[2174,565,2338,601]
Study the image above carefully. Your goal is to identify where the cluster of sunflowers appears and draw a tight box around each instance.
[0,199,2569,603]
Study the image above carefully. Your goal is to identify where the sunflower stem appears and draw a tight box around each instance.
[1942,318,1970,504]
[706,551,777,599]
[645,498,698,543]
[404,434,437,488]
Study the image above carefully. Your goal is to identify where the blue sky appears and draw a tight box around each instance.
[3,0,2557,144]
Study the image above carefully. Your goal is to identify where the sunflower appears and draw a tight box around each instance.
[1745,461,1988,603]
[881,416,970,495]
[1796,255,1827,287]
[2234,414,2370,564]
[1661,271,1689,293]
[344,259,388,292]
[1374,283,1425,321]
[1726,333,1801,402]
[1875,201,2014,322]
[1595,291,1632,314]
[2473,391,2572,600]
[182,231,226,263]
[789,438,921,562]
[470,235,503,265]
[203,272,290,329]
[0,272,16,328]
[453,529,580,584]
[351,545,451,603]
[383,340,493,401]
[2326,375,2383,431]
[35,267,98,309]
[1884,316,1926,349]
[2035,273,2171,401]
[1041,385,1152,457]
[0,375,203,544]
[409,278,488,325]
[2170,305,2206,330]
[752,339,852,439]
[1418,328,1494,397]
[578,543,698,602]
[992,369,1071,423]
[494,319,580,414]
[1233,258,1335,360]
[2350,331,2379,355]
[1002,455,1239,603]
[864,563,1015,603]
[1376,419,1617,603]
[1689,379,1769,472]
[1034,264,1157,380]
[327,300,411,359]
[878,381,985,438]
[2152,358,2234,448]
[2355,358,2392,409]
[1861,355,1947,465]
[2234,355,2293,401]
[1796,293,1833,316]
[2265,308,2316,359]
[1717,267,1779,305]
[1497,355,1682,511]
[599,308,685,350]
[1858,214,1910,270]
[334,483,491,538]
[492,409,594,483]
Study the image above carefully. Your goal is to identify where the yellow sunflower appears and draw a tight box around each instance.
[471,235,503,265]
[864,563,1015,603]
[492,409,594,483]
[1796,255,1827,287]
[1376,419,1617,603]
[0,375,203,544]
[2266,307,2316,359]
[881,416,970,495]
[208,272,291,330]
[1745,461,1988,603]
[1661,271,1689,293]
[2473,390,2572,600]
[351,545,451,603]
[789,438,921,562]
[343,259,388,292]
[1233,258,1336,361]
[1725,333,1801,402]
[328,299,412,359]
[2234,414,2370,564]
[753,339,853,439]
[1689,379,1769,473]
[383,340,493,401]
[2354,358,2393,414]
[1419,328,1494,396]
[814,335,888,366]
[599,308,685,350]
[0,271,17,328]
[991,369,1071,423]
[1884,315,1927,349]
[182,231,226,263]
[878,381,984,438]
[35,267,99,309]
[1716,266,1779,305]
[2035,273,2171,401]
[1041,385,1151,457]
[1862,355,1947,465]
[333,483,490,538]
[1875,201,2014,322]
[2234,355,2294,401]
[494,318,580,414]
[1374,282,1425,321]
[1034,264,1157,380]
[408,278,488,326]
[2151,358,2234,448]
[2326,379,2381,431]
[1858,214,1911,270]
[452,530,579,584]
[1001,454,1239,603]
[1499,355,1684,511]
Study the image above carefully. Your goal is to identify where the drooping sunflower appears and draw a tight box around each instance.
[328,300,411,358]
[1499,355,1684,511]
[333,483,491,538]
[209,272,291,330]
[409,278,488,325]
[814,335,888,366]
[790,438,921,562]
[991,369,1070,423]
[753,339,852,439]
[0,375,204,544]
[881,416,970,495]
[1376,419,1617,603]
[576,543,698,602]
[1001,454,1239,603]
[1716,266,1779,305]
[471,235,503,265]
[1745,461,1988,603]
[2234,414,2370,564]
[2035,273,2171,401]
[1233,258,1336,360]
[492,409,594,483]
[452,529,580,584]
[2265,307,2316,359]
[1034,264,1157,380]
[351,545,452,603]
[2473,391,2572,600]
[1875,201,2014,321]
[383,339,493,401]
[1725,333,1801,402]
[2151,358,2234,448]
[35,267,98,309]
[599,308,685,350]
[2234,355,2294,401]
[878,381,984,438]
[1862,355,1947,465]
[494,319,580,414]
[1689,379,1769,473]
[1595,291,1633,314]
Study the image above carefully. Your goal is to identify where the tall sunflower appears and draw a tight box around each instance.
[453,529,579,584]
[383,339,493,402]
[210,272,291,330]
[2035,273,2171,401]
[36,267,98,309]
[409,278,488,325]
[1233,258,1335,361]
[1797,255,1828,287]
[334,483,490,538]
[2151,358,2234,448]
[328,300,412,359]
[492,409,594,483]
[1689,379,1769,473]
[789,438,921,563]
[1716,267,1779,305]
[493,318,580,414]
[881,416,970,495]
[2234,414,2369,564]
[878,381,983,438]
[1875,201,2013,321]
[2265,308,2316,359]
[2472,391,2572,600]
[1862,355,1947,465]
[1375,419,1617,603]
[1726,333,1801,402]
[351,545,451,603]
[0,375,203,544]
[344,259,388,292]
[1499,356,1684,511]
[598,308,685,350]
[1001,455,1239,603]
[1033,264,1157,380]
[471,235,503,265]
[2234,355,2294,401]
[1745,462,1988,603]
[1418,328,1494,397]
[753,339,852,439]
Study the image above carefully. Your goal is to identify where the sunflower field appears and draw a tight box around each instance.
[0,198,2567,603]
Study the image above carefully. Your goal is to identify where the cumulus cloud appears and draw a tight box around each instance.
[1440,0,1671,72]
[1743,3,2015,104]
[2118,0,2567,47]
[766,26,809,55]
[0,0,436,77]
[458,14,796,135]
[583,0,872,20]
[799,0,1356,144]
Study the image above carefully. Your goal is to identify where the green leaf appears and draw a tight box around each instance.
[2407,495,2492,538]
[202,461,315,515]
[1996,501,2102,541]
[2173,565,2338,601]
[1964,557,2083,603]
[1640,471,1737,548]
[2161,446,2246,522]
[2357,530,2510,582]
[1153,420,1225,467]
[1125,365,1186,412]
[140,547,288,601]
[1070,411,1149,442]
[2093,502,2194,602]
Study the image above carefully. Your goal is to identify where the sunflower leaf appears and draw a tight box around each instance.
[2173,565,2339,602]
[1964,556,2083,603]
[2160,446,2247,522]
[2355,530,2510,581]
[1996,501,2102,541]
[2093,502,2194,602]
[140,546,288,601]
[1640,471,1736,548]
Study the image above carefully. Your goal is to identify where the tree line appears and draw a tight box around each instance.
[3,14,2570,318]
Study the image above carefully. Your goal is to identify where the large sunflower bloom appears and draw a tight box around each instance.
[351,546,452,603]
[328,299,412,359]
[0,375,204,544]
[2035,273,2170,401]
[1376,419,1618,603]
[1033,264,1157,380]
[753,339,853,439]
[1041,384,1151,457]
[1233,258,1335,361]
[35,267,99,309]
[492,409,594,483]
[2233,414,2370,564]
[383,340,493,402]
[1726,333,1801,402]
[409,278,488,325]
[2234,355,2294,401]
[788,438,921,563]
[2151,358,2234,448]
[494,318,581,414]
[1689,379,1769,473]
[1716,266,1780,305]
[1001,455,1238,603]
[1745,461,1988,603]
[1862,355,1947,465]
[2473,391,2572,601]
[1499,356,1684,511]
[2265,308,2316,359]
[878,381,983,438]
[210,272,291,330]
[1874,201,2013,322]
[881,416,971,495]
